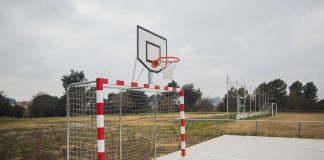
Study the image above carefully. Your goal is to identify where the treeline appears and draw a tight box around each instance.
[221,79,324,112]
[0,70,206,117]
[286,81,323,111]
[0,91,25,118]
[1,72,323,117]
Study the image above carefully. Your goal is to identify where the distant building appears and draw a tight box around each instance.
[210,97,223,106]
[16,101,31,109]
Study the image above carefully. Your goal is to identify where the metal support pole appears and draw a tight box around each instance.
[119,92,123,160]
[258,89,260,112]
[148,71,153,84]
[244,83,246,113]
[154,104,157,159]
[216,120,219,135]
[250,85,252,113]
[66,87,70,160]
[298,122,301,138]
[272,103,273,116]
[226,75,229,121]
[265,91,266,109]
[254,89,256,112]
[237,89,239,115]
[264,91,266,110]
[132,58,137,81]
[256,121,258,135]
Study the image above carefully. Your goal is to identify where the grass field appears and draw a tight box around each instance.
[1,113,324,159]
[0,117,66,160]
[222,113,324,138]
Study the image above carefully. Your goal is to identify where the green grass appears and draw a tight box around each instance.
[0,117,66,160]
[1,113,324,159]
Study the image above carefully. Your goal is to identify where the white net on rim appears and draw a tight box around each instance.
[158,58,179,79]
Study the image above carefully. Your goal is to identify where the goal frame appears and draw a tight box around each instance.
[271,103,278,117]
[66,78,186,160]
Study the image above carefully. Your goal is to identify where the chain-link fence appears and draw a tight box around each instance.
[185,118,324,147]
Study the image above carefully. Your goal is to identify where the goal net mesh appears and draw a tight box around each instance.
[67,82,180,160]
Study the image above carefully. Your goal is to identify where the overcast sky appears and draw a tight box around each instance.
[1,0,324,101]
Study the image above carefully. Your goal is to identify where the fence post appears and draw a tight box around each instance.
[298,122,301,138]
[216,120,219,135]
[256,121,258,135]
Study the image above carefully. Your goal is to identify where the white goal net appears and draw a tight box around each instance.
[67,79,184,160]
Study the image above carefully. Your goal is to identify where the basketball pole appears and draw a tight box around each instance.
[148,71,153,84]
[132,58,137,82]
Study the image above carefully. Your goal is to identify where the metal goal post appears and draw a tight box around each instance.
[66,78,186,160]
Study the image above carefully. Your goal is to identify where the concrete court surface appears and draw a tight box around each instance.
[158,135,324,160]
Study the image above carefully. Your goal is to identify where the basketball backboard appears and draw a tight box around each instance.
[137,25,167,73]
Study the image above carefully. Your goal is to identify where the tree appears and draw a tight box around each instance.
[182,84,202,112]
[288,81,305,110]
[158,95,175,112]
[167,80,179,88]
[0,91,26,117]
[125,90,148,113]
[303,82,318,104]
[57,70,88,116]
[13,105,25,118]
[217,102,226,112]
[61,70,87,90]
[196,98,214,112]
[29,92,59,117]
[258,82,268,91]
[238,87,248,97]
[223,87,238,112]
[319,99,324,110]
[289,81,303,96]
[56,95,67,116]
[257,82,270,102]
[267,79,287,108]
[0,91,14,117]
[286,92,299,110]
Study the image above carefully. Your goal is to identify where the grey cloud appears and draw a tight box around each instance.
[0,0,324,100]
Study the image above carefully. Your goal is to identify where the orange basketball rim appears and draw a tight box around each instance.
[151,56,180,68]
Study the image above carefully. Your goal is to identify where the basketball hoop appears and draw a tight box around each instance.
[151,56,180,79]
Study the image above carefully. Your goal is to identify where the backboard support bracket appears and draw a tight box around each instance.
[148,71,153,84]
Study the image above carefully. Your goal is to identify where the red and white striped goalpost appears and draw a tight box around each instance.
[96,78,108,160]
[180,89,186,157]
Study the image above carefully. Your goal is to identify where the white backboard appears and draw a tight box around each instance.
[137,25,167,73]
